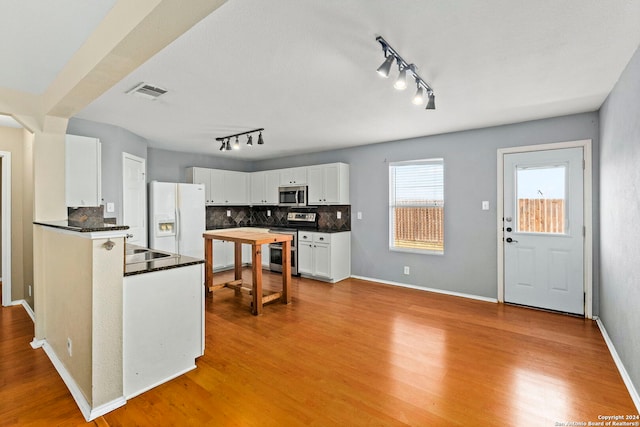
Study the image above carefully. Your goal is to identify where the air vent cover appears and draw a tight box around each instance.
[126,82,167,100]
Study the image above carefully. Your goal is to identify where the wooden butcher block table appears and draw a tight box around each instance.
[203,229,293,315]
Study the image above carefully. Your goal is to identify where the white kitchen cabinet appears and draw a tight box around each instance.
[213,240,233,270]
[123,263,204,399]
[212,239,254,271]
[65,134,102,207]
[250,170,280,205]
[279,167,307,185]
[187,167,249,205]
[297,231,350,283]
[307,163,349,205]
[262,244,270,268]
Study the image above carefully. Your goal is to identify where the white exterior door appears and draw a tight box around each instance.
[122,153,146,246]
[503,147,584,315]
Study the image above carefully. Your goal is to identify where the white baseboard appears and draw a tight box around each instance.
[125,364,197,400]
[38,340,126,421]
[350,275,498,303]
[595,317,640,412]
[12,299,35,322]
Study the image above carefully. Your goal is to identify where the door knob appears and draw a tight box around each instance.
[506,237,518,243]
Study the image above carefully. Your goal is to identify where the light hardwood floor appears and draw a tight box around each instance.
[1,272,637,426]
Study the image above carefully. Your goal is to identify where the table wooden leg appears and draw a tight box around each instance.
[281,240,291,304]
[233,242,242,295]
[252,244,263,315]
[204,237,213,290]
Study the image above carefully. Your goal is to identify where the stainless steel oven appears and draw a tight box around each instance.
[269,212,317,275]
[269,228,298,275]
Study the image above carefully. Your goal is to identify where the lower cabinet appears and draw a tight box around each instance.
[298,231,350,283]
[123,264,204,399]
[213,240,233,271]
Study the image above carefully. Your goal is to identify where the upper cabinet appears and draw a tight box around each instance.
[188,162,349,206]
[279,167,307,185]
[307,163,349,205]
[187,167,249,205]
[65,134,102,207]
[250,170,280,205]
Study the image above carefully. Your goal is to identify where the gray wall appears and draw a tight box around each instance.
[599,45,640,395]
[147,147,252,183]
[255,112,600,301]
[67,118,147,221]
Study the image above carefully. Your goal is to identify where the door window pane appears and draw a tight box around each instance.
[516,165,566,234]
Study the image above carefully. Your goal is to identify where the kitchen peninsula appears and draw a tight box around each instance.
[32,220,205,421]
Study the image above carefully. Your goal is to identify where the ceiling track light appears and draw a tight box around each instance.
[215,128,265,152]
[375,36,435,110]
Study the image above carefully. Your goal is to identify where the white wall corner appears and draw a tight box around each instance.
[595,317,640,412]
[12,299,35,322]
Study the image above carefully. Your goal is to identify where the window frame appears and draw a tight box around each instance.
[388,158,445,255]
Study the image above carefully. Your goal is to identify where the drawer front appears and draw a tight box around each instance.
[313,233,331,244]
[298,232,313,242]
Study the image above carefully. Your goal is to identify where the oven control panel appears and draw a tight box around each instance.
[287,212,316,222]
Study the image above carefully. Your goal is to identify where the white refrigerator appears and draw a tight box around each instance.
[149,181,206,258]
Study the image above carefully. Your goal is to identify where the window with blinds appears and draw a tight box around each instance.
[389,159,444,254]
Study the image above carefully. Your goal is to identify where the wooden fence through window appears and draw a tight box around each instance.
[393,206,443,251]
[518,198,565,233]
[393,198,564,250]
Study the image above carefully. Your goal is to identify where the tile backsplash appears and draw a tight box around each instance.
[206,205,350,231]
[67,206,105,228]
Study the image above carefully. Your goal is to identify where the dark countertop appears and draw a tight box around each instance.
[124,244,204,277]
[34,220,130,233]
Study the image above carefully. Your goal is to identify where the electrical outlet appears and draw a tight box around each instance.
[357,211,362,220]
[337,211,341,219]
[482,201,490,210]
[28,285,32,297]
[403,266,410,275]
[226,210,231,217]
[67,338,73,357]
[106,202,115,213]
[267,210,271,217]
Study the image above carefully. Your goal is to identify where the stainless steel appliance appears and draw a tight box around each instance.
[278,185,307,206]
[268,228,298,274]
[269,211,317,275]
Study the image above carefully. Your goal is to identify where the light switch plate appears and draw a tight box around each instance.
[267,210,271,217]
[226,210,231,217]
[482,201,490,210]
[106,202,115,213]
[357,212,362,220]
[337,211,341,219]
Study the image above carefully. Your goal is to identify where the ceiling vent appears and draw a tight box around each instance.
[126,82,167,100]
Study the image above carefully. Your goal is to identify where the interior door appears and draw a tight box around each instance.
[503,147,584,315]
[123,153,146,246]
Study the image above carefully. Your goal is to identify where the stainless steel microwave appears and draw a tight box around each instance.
[278,185,307,206]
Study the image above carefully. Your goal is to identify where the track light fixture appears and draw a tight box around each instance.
[394,66,407,90]
[376,51,395,78]
[215,128,264,152]
[375,36,435,110]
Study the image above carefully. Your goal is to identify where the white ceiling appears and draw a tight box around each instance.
[3,1,640,160]
[0,0,118,94]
